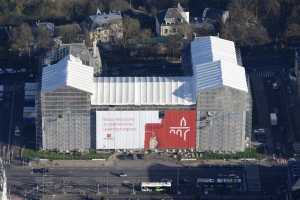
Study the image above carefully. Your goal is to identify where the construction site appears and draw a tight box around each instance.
[36,36,251,153]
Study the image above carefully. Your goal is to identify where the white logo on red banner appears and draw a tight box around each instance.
[169,117,190,141]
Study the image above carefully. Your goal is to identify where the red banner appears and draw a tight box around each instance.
[144,110,196,149]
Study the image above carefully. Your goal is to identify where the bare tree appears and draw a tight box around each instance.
[109,0,130,11]
[221,0,270,47]
[35,26,53,51]
[55,23,82,43]
[9,23,34,55]
[122,16,141,46]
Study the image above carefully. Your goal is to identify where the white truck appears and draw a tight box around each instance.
[270,113,278,126]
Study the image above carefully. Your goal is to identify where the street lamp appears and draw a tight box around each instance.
[97,183,100,195]
[132,182,135,195]
[106,176,108,194]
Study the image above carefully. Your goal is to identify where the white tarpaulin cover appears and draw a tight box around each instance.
[191,36,248,93]
[96,111,161,149]
[41,36,247,106]
[92,76,195,106]
[41,55,94,94]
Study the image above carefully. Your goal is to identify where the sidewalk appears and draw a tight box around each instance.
[27,154,280,169]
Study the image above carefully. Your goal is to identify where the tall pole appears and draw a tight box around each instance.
[132,183,135,195]
[42,169,45,194]
[62,177,65,194]
[106,176,108,194]
[177,167,180,194]
[97,183,100,194]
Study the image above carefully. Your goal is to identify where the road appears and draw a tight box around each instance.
[247,66,295,156]
[4,162,289,200]
[6,164,246,199]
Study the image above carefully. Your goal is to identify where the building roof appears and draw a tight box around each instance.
[41,36,245,106]
[42,55,195,106]
[157,3,188,25]
[89,10,122,29]
[41,55,94,94]
[191,36,238,64]
[193,60,248,92]
[91,76,195,106]
[191,36,248,93]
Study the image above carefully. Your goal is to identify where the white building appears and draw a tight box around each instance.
[191,36,251,152]
[38,36,251,152]
[155,3,189,36]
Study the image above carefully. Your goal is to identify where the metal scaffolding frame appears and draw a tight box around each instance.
[39,86,91,151]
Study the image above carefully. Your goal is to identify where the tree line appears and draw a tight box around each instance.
[1,0,300,55]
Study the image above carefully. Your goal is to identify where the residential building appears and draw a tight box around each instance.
[88,9,123,44]
[155,3,189,37]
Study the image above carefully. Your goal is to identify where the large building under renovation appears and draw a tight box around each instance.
[191,37,251,152]
[37,36,251,152]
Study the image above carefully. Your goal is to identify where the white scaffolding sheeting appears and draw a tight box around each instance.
[191,36,238,65]
[41,55,94,94]
[191,36,248,93]
[92,76,195,106]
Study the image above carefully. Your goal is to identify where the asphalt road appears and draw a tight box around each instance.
[6,164,246,199]
[248,67,296,157]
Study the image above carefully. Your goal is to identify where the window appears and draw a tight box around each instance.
[164,29,168,34]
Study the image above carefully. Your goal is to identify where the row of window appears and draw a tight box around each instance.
[163,27,177,34]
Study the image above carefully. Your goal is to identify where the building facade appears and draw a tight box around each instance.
[88,9,123,44]
[40,86,91,151]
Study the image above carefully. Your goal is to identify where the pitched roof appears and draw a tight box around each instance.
[191,36,248,93]
[157,7,187,24]
[41,36,245,106]
[89,11,122,29]
[41,55,195,106]
[41,55,94,94]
